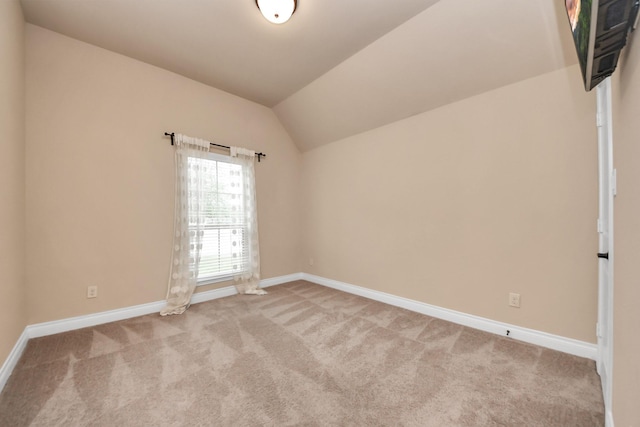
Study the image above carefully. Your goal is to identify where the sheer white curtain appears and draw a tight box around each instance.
[161,136,266,316]
[161,134,211,316]
[230,147,266,295]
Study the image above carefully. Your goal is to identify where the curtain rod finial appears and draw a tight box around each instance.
[164,132,175,146]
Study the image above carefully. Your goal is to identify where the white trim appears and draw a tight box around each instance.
[260,272,303,288]
[28,273,298,338]
[596,77,614,424]
[0,273,300,393]
[606,410,615,427]
[301,273,598,360]
[196,273,234,287]
[191,273,302,304]
[0,330,29,393]
[190,286,238,305]
[1,271,597,395]
[27,300,166,339]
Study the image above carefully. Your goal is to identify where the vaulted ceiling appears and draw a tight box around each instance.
[20,0,578,151]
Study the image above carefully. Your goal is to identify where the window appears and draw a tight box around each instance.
[188,153,247,284]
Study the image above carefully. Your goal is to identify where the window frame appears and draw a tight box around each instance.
[188,151,248,287]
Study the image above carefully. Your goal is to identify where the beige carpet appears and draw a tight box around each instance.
[0,280,604,426]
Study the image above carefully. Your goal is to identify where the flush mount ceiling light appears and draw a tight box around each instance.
[255,0,297,24]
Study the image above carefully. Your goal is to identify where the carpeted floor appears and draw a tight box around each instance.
[0,280,604,426]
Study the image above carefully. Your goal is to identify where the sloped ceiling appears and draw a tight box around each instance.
[20,0,578,152]
[275,0,578,151]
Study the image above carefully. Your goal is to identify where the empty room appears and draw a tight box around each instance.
[1,0,639,425]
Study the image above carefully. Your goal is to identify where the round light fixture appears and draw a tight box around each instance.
[255,0,297,24]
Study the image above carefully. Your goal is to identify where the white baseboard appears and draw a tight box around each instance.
[301,273,598,360]
[190,274,303,304]
[0,329,29,394]
[1,271,598,395]
[0,273,300,393]
[28,273,299,339]
[27,300,167,339]
[259,272,304,288]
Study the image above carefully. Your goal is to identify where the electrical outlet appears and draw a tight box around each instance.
[509,292,520,308]
[87,285,98,299]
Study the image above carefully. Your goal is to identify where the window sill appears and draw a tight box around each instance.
[196,275,234,287]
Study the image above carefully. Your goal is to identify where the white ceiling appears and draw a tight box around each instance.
[20,0,578,151]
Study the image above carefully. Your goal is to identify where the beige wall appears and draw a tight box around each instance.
[612,37,640,426]
[301,65,598,342]
[25,25,302,325]
[10,11,639,424]
[7,10,634,422]
[0,0,26,366]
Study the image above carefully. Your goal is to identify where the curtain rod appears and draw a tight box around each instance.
[164,132,266,162]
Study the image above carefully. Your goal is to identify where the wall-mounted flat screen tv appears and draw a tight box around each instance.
[565,0,639,91]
